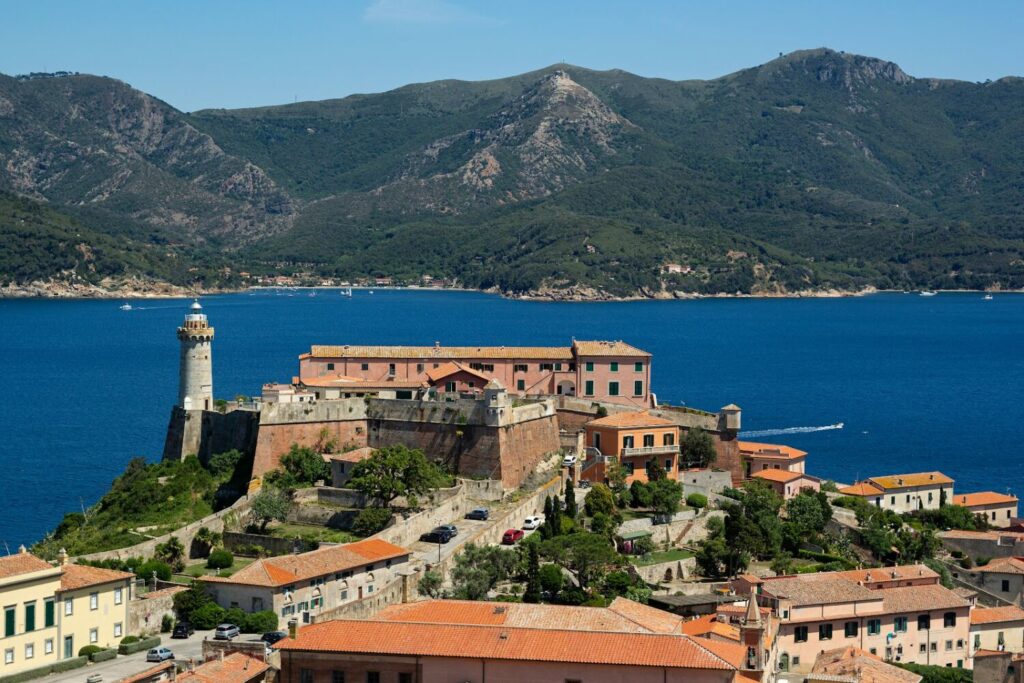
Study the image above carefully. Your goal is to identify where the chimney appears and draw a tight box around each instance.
[18,544,26,554]
[57,548,69,566]
[288,619,298,640]
[897,478,903,486]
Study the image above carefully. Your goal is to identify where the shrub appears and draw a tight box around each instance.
[161,614,174,633]
[118,636,160,655]
[351,507,392,536]
[119,636,139,645]
[206,548,234,570]
[686,493,708,509]
[78,645,104,658]
[0,657,88,683]
[958,556,973,569]
[950,550,964,559]
[190,602,226,630]
[242,611,278,633]
[584,484,615,517]
[629,481,652,508]
[976,556,991,566]
[136,559,172,581]
[91,648,117,663]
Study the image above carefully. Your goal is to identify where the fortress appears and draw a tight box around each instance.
[162,301,743,489]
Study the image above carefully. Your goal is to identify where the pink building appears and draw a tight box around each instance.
[739,441,808,479]
[751,469,821,499]
[298,340,653,407]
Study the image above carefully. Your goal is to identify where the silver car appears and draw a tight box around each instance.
[146,647,174,662]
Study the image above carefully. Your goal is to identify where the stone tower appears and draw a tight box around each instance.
[177,299,214,410]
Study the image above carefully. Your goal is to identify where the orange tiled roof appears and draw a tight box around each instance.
[868,472,953,489]
[752,469,805,483]
[587,410,676,429]
[61,564,133,591]
[176,653,268,683]
[297,374,425,389]
[680,614,741,641]
[953,492,1018,507]
[761,575,878,606]
[606,596,684,634]
[813,646,921,683]
[838,482,885,496]
[880,584,969,613]
[977,557,1024,575]
[0,552,55,580]
[572,340,650,357]
[739,442,807,460]
[830,564,939,585]
[277,619,744,670]
[424,361,493,384]
[307,345,574,360]
[118,661,175,683]
[971,606,1024,625]
[203,538,409,587]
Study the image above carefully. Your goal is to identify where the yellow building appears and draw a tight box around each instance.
[0,548,132,677]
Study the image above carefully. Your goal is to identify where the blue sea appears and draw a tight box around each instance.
[1,290,1022,547]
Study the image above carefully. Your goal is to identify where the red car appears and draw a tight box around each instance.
[501,528,525,545]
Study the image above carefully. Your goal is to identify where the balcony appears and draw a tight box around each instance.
[621,444,680,457]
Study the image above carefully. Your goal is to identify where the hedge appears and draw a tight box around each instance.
[78,645,104,658]
[0,656,87,683]
[91,649,117,663]
[797,549,856,569]
[119,635,161,655]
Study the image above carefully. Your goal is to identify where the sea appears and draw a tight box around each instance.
[1,289,1022,548]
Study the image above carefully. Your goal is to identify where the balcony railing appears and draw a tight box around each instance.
[621,444,680,457]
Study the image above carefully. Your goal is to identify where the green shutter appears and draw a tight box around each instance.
[4,607,14,637]
[25,603,35,632]
[44,600,54,627]
[634,381,643,396]
[610,362,618,372]
[585,362,594,372]
[634,362,643,372]
[609,382,619,396]
[585,380,594,396]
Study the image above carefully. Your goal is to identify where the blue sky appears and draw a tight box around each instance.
[1,0,1022,112]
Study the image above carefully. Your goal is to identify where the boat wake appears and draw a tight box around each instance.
[740,423,844,438]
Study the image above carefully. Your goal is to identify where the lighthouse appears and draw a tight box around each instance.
[177,299,215,410]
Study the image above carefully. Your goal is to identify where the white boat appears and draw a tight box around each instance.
[308,291,317,298]
[341,287,353,298]
[119,302,132,311]
[919,291,937,297]
[369,290,375,295]
[983,294,994,301]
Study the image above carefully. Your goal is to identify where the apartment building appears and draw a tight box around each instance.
[739,442,808,479]
[970,606,1024,658]
[974,557,1024,604]
[953,493,1019,529]
[751,469,821,499]
[581,411,680,484]
[838,472,954,513]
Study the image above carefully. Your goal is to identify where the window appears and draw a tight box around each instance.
[89,628,98,644]
[663,433,675,446]
[114,588,122,605]
[4,649,12,665]
[326,363,335,371]
[24,602,35,632]
[623,435,634,449]
[906,494,911,503]
[416,363,424,373]
[24,644,32,660]
[114,623,122,638]
[894,616,908,633]
[388,363,396,376]
[585,362,594,372]
[592,433,601,450]
[665,459,673,470]
[919,644,926,654]
[891,496,896,505]
[361,363,369,371]
[944,612,957,628]
[4,606,14,637]
[643,434,655,447]
[610,362,619,372]
[634,362,643,372]
[930,642,937,653]
[1002,580,1011,592]
[366,674,380,683]
[514,364,528,373]
[867,619,881,636]
[928,492,933,502]
[945,640,953,651]
[281,605,295,617]
[300,669,314,683]
[795,626,808,642]
[792,656,801,666]
[339,590,348,601]
[918,615,930,630]
[819,624,833,640]
[367,584,375,594]
[845,621,858,638]
[44,640,53,655]
[554,363,562,371]
[608,381,619,396]
[634,380,643,396]
[517,379,525,391]
[64,636,73,659]
[89,593,98,611]
[445,381,456,393]
[624,462,635,475]
[584,380,594,396]
[399,675,412,683]
[974,634,981,649]
[332,672,346,683]
[540,363,554,372]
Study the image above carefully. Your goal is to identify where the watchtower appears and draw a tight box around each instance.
[177,299,214,410]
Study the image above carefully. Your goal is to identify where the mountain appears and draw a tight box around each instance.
[2,50,1024,297]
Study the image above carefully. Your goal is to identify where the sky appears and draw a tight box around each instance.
[1,0,1022,112]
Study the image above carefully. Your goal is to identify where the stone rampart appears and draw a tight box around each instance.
[128,586,185,636]
[162,406,260,463]
[253,399,370,475]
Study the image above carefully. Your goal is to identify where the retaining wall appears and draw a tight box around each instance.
[128,586,185,636]
[632,557,697,584]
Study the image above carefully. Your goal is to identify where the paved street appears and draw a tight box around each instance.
[45,630,215,683]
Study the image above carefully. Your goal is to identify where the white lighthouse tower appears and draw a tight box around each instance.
[177,299,215,410]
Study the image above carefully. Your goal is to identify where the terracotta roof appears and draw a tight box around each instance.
[752,469,805,483]
[297,374,425,389]
[830,564,939,585]
[203,538,409,587]
[953,492,1018,507]
[976,557,1024,575]
[61,564,134,591]
[606,596,684,634]
[572,340,650,357]
[119,661,175,683]
[330,447,375,463]
[761,575,878,606]
[307,345,574,360]
[680,614,741,641]
[813,647,921,683]
[868,472,953,489]
[176,653,268,683]
[374,598,679,634]
[138,586,187,601]
[739,442,807,460]
[971,606,1024,625]
[838,482,885,496]
[277,619,743,670]
[879,584,969,613]
[424,361,493,384]
[587,410,676,429]
[737,573,764,584]
[0,552,55,580]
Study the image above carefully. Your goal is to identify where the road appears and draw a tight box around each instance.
[46,630,215,683]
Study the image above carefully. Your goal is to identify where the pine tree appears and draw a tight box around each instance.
[547,495,562,537]
[523,543,541,603]
[564,479,578,519]
[542,496,555,539]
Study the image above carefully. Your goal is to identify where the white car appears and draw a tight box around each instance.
[562,454,578,467]
[522,515,543,530]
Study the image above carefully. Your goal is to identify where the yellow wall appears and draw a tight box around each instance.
[59,580,132,655]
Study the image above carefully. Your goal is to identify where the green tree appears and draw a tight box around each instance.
[154,536,186,572]
[541,532,621,588]
[770,551,794,576]
[649,478,683,516]
[250,488,292,533]
[207,450,243,479]
[206,548,233,570]
[564,479,578,519]
[682,428,717,468]
[538,564,564,599]
[647,461,667,481]
[584,484,615,517]
[192,527,221,558]
[605,460,628,493]
[348,445,445,508]
[417,570,443,598]
[782,490,832,551]
[629,481,652,508]
[523,543,541,603]
[450,543,518,601]
[351,507,392,536]
[686,493,708,509]
[173,581,214,623]
[269,444,331,489]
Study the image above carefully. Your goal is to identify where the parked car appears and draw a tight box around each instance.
[436,523,458,537]
[577,479,591,489]
[146,647,175,662]
[214,623,241,640]
[562,454,578,467]
[465,507,490,521]
[420,529,453,544]
[502,529,525,545]
[522,515,543,530]
[260,631,288,645]
[171,621,194,639]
